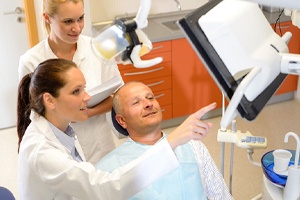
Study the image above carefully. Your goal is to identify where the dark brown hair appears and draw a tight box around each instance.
[17,58,77,152]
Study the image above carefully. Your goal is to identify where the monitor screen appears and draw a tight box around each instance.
[177,0,287,121]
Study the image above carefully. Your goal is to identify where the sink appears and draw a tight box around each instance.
[162,20,181,31]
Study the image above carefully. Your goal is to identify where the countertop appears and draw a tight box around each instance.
[92,9,290,43]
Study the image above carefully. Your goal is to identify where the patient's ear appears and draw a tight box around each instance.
[115,114,127,129]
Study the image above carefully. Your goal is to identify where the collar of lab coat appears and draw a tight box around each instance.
[44,35,86,66]
[29,111,86,161]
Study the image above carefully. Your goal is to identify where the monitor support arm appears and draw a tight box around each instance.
[220,66,262,130]
[221,52,300,130]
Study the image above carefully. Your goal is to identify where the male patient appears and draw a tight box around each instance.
[96,81,232,199]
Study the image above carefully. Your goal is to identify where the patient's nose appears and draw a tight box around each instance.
[144,99,153,109]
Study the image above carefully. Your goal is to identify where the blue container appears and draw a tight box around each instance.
[261,149,298,187]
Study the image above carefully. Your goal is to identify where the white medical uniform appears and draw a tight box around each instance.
[18,111,179,200]
[19,35,124,164]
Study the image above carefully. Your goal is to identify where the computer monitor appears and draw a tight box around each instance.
[177,0,288,122]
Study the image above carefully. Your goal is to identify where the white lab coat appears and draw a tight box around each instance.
[18,112,179,200]
[19,35,124,163]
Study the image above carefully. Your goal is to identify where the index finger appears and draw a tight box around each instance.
[194,102,217,119]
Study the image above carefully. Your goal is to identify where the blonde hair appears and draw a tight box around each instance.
[43,0,84,34]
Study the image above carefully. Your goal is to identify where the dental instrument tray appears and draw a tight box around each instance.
[177,0,288,121]
[261,149,297,187]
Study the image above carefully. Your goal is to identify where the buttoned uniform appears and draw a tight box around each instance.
[18,35,124,164]
[96,134,233,200]
[18,111,180,200]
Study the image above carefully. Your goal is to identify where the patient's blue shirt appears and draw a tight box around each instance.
[96,135,206,199]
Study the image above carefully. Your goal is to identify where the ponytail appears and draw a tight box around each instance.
[17,73,32,152]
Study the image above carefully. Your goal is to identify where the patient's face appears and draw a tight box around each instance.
[118,82,162,134]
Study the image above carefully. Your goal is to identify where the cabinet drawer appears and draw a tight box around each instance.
[141,76,172,92]
[120,62,171,82]
[153,89,172,106]
[161,104,172,120]
[151,40,172,54]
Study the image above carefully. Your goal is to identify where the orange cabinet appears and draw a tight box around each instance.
[172,38,223,117]
[118,41,173,120]
[272,21,299,95]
